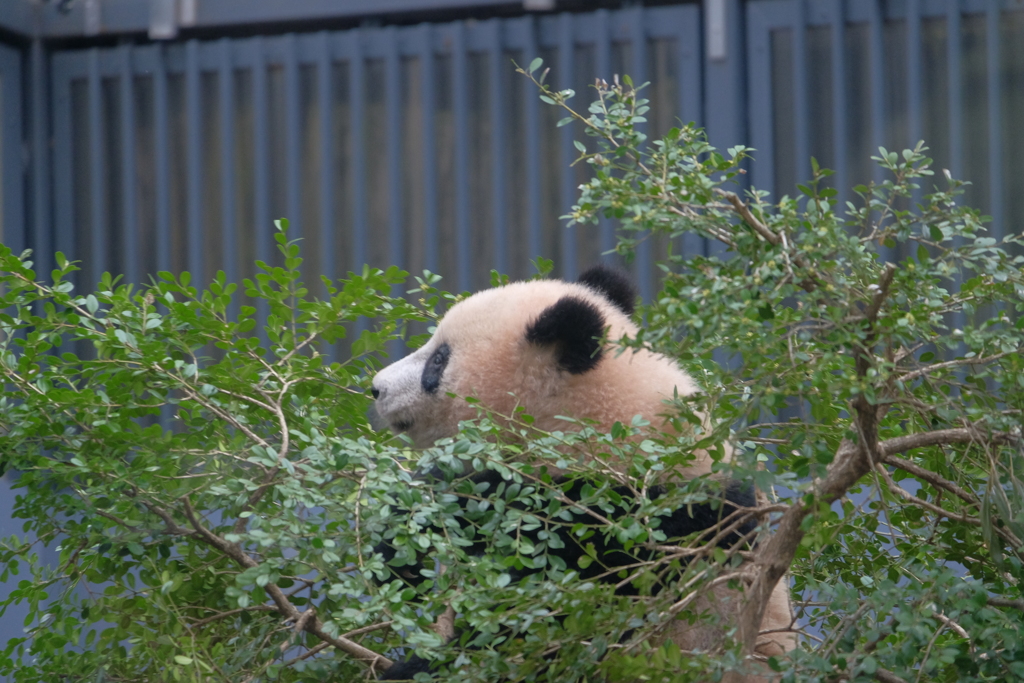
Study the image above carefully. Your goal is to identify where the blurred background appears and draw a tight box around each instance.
[0,0,1020,305]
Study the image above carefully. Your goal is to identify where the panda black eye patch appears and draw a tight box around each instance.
[421,343,450,394]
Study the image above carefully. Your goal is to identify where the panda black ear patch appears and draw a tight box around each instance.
[526,296,605,374]
[577,264,638,316]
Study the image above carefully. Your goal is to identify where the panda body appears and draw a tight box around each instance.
[371,266,795,680]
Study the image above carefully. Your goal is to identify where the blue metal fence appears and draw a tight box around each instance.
[0,45,22,258]
[47,6,703,305]
[28,0,1024,316]
[747,0,1024,252]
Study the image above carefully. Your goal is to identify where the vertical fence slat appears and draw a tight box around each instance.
[386,26,403,271]
[792,0,810,186]
[32,41,52,277]
[630,7,651,300]
[185,40,203,279]
[678,7,703,129]
[868,0,895,262]
[218,38,237,289]
[906,0,922,148]
[704,0,745,267]
[120,45,138,285]
[867,0,885,185]
[557,13,576,279]
[252,38,271,349]
[317,32,334,282]
[947,0,963,181]
[745,5,774,203]
[985,0,1003,239]
[88,49,106,281]
[452,22,470,291]
[419,24,439,273]
[52,60,74,266]
[285,33,301,240]
[524,17,542,266]
[830,0,848,212]
[946,0,966,334]
[0,48,23,256]
[253,38,270,259]
[676,7,705,260]
[595,10,615,262]
[907,0,923,212]
[154,45,171,273]
[676,9,705,260]
[488,19,507,276]
[317,32,337,363]
[349,30,367,272]
[384,26,404,357]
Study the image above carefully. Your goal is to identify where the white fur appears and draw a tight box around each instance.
[372,279,707,463]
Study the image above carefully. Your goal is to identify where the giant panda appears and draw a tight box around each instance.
[370,265,796,681]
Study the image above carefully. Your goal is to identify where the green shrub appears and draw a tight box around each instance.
[0,64,1021,682]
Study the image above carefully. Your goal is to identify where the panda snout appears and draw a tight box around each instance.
[366,402,389,431]
[371,384,381,400]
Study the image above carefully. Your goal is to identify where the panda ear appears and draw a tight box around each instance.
[525,296,605,374]
[577,264,637,316]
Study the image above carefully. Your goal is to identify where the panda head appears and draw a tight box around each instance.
[371,265,697,449]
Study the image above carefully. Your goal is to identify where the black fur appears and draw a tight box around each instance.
[525,296,605,374]
[374,468,756,680]
[577,264,638,316]
[379,653,436,681]
[421,343,451,394]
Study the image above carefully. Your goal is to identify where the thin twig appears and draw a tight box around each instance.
[987,597,1024,610]
[715,190,780,246]
[189,605,278,628]
[881,454,977,506]
[897,349,1019,384]
[179,495,392,668]
[875,669,909,683]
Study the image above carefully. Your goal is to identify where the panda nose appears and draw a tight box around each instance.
[371,385,381,400]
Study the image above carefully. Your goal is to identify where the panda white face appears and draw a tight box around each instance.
[370,266,702,455]
[371,336,458,448]
[370,275,616,448]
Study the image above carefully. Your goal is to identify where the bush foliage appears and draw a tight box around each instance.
[1,62,1022,682]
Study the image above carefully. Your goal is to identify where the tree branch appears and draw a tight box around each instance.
[726,418,1015,681]
[715,189,780,246]
[987,597,1024,610]
[178,495,392,668]
[875,465,1022,547]
[881,454,977,505]
[897,349,1020,384]
[875,668,909,683]
[725,262,989,681]
[189,605,278,628]
[715,189,820,292]
[879,428,1017,457]
[143,501,194,536]
[863,263,897,323]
